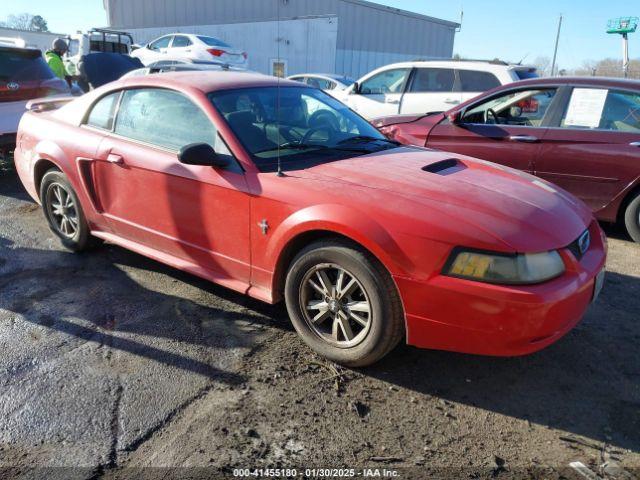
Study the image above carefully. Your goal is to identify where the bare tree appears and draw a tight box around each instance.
[0,12,49,32]
[532,56,551,76]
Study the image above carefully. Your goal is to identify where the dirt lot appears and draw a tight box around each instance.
[0,160,639,480]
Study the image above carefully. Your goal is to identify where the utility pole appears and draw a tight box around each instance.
[550,15,562,77]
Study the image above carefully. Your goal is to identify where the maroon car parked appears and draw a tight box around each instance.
[373,77,640,242]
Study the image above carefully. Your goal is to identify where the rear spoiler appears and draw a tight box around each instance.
[26,95,75,113]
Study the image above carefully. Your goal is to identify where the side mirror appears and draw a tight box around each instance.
[448,110,463,124]
[178,143,229,168]
[351,82,360,94]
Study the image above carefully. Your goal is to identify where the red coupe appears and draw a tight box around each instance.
[373,77,640,243]
[14,72,606,366]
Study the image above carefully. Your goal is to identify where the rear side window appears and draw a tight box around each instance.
[408,68,455,93]
[86,92,120,130]
[307,77,336,90]
[114,88,216,150]
[458,70,501,92]
[514,69,538,80]
[172,36,192,48]
[561,88,640,132]
[0,48,54,82]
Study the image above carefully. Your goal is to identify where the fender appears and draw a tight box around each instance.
[265,203,415,286]
[596,174,640,222]
[25,140,69,203]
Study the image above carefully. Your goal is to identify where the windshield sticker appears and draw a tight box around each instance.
[564,88,608,128]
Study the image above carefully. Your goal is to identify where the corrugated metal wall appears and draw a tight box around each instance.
[105,0,457,78]
[0,27,60,54]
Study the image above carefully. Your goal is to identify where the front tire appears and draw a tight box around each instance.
[284,240,404,367]
[40,169,101,252]
[624,193,640,243]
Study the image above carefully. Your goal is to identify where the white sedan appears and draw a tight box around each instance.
[131,33,248,69]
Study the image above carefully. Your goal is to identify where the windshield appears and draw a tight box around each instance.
[209,86,396,172]
[0,48,54,82]
[197,36,231,48]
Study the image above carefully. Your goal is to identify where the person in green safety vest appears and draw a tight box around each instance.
[45,38,69,84]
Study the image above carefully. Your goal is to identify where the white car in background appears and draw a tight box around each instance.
[287,73,355,92]
[131,34,248,69]
[333,60,538,119]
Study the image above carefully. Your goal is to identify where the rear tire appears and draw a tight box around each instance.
[284,240,404,367]
[40,169,102,252]
[624,193,640,243]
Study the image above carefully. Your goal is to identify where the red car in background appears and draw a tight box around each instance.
[373,77,640,242]
[14,72,605,366]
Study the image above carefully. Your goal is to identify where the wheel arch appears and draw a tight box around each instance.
[617,181,640,224]
[33,159,62,200]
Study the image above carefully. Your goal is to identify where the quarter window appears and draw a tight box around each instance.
[408,68,455,93]
[560,88,640,132]
[86,92,120,130]
[114,89,216,151]
[458,70,501,92]
[359,68,410,95]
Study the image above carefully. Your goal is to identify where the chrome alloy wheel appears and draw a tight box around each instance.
[46,183,79,238]
[299,263,372,348]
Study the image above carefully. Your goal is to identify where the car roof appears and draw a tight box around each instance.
[501,76,640,90]
[118,70,305,92]
[374,60,531,71]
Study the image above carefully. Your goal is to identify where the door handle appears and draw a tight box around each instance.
[106,153,124,165]
[509,135,539,143]
[445,98,460,104]
[630,141,640,147]
[385,98,400,104]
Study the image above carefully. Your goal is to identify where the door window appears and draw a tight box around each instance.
[408,68,455,93]
[307,77,336,90]
[171,36,192,48]
[149,36,172,50]
[85,92,120,130]
[114,88,216,151]
[458,70,501,92]
[462,88,557,126]
[560,88,640,132]
[359,68,410,95]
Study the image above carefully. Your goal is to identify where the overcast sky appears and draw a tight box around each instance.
[0,0,637,70]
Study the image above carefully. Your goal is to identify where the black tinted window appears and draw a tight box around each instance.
[172,36,192,48]
[86,92,120,130]
[0,48,54,82]
[458,70,501,92]
[197,36,231,48]
[408,68,455,93]
[514,69,538,80]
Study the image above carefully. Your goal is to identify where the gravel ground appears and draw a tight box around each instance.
[0,160,638,480]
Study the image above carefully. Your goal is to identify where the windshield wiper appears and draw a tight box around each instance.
[337,135,401,146]
[255,143,329,154]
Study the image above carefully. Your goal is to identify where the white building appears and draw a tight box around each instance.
[103,0,459,78]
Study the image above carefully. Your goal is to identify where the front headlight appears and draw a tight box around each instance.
[444,249,565,285]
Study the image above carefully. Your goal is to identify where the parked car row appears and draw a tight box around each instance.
[373,77,640,243]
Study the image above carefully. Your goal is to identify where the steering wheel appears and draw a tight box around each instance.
[308,110,340,131]
[301,126,336,145]
[485,108,502,124]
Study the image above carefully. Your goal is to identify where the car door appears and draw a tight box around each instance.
[144,35,173,63]
[167,35,194,62]
[536,86,640,216]
[344,67,411,119]
[92,87,252,284]
[399,67,458,114]
[427,86,560,173]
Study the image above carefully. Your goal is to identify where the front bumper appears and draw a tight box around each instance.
[396,221,607,356]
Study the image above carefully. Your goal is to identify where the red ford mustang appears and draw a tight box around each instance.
[14,72,606,366]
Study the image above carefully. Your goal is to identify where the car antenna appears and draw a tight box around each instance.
[276,0,285,177]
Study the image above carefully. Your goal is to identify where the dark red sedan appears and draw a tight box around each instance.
[373,77,640,242]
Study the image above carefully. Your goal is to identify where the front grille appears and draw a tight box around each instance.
[566,229,590,261]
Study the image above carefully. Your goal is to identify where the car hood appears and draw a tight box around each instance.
[302,147,592,252]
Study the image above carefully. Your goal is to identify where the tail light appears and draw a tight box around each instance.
[207,48,225,57]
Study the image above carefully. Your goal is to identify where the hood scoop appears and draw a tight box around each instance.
[422,158,467,176]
